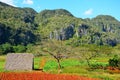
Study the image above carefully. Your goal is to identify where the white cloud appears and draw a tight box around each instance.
[0,0,15,6]
[23,0,33,5]
[84,8,93,15]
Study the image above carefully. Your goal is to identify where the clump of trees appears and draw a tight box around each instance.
[0,43,25,54]
[0,43,35,55]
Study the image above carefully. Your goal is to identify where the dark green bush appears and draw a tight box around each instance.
[109,55,120,69]
[109,59,118,67]
[117,58,120,69]
[90,63,108,69]
[1,43,13,54]
[13,45,26,53]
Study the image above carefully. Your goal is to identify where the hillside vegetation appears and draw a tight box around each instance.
[0,1,120,55]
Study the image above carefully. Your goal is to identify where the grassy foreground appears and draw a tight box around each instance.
[0,55,120,80]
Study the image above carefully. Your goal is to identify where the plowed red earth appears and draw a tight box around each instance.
[0,72,99,80]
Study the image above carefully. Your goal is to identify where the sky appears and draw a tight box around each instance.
[0,0,120,21]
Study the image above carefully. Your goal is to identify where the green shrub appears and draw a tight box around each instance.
[109,59,118,67]
[90,63,108,69]
[1,43,13,54]
[13,45,26,53]
[26,44,34,53]
[109,55,120,69]
[117,58,120,69]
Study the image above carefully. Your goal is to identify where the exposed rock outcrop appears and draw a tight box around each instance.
[76,24,89,37]
[49,24,75,40]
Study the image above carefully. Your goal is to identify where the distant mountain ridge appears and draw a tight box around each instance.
[0,1,120,46]
[0,1,13,7]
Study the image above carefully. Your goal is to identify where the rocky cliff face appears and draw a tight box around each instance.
[50,24,75,40]
[49,24,90,40]
[76,24,89,37]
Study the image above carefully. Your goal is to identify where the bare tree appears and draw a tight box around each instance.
[40,39,71,70]
[74,45,100,67]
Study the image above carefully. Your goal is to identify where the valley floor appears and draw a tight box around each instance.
[0,55,120,80]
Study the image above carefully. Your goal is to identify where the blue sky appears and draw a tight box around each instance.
[0,0,120,21]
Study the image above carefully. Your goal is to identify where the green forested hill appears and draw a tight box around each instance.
[0,1,38,45]
[0,1,120,48]
[89,15,120,46]
[36,10,120,46]
[35,9,74,24]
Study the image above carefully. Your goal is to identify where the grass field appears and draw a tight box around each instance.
[0,55,6,72]
[0,55,120,80]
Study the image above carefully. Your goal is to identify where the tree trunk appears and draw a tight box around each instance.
[56,59,62,73]
[86,58,91,67]
[57,59,61,69]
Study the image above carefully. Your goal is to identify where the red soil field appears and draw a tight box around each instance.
[0,72,99,80]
